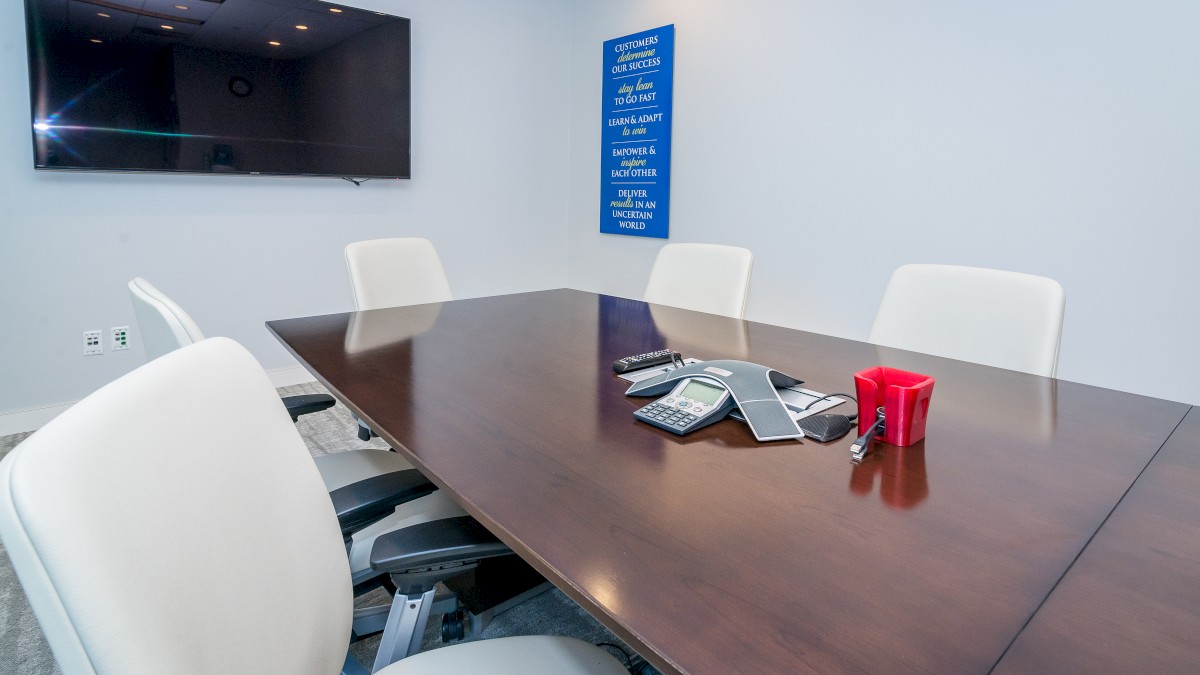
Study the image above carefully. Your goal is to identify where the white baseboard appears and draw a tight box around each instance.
[0,403,74,437]
[0,367,317,437]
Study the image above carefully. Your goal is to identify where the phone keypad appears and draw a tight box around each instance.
[638,401,698,429]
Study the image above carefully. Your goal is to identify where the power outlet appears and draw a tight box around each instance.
[83,330,103,356]
[111,326,130,351]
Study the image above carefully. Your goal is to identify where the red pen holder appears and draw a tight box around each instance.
[853,367,935,447]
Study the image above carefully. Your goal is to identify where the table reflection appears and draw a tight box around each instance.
[872,344,1059,443]
[649,302,750,359]
[345,303,442,354]
[849,442,929,510]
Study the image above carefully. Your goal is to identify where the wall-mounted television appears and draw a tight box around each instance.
[23,0,410,179]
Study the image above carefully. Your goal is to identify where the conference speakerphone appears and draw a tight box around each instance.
[626,360,806,441]
[634,377,736,435]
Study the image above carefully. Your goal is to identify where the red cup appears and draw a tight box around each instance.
[853,367,935,447]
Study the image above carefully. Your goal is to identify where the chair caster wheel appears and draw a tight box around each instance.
[441,610,466,642]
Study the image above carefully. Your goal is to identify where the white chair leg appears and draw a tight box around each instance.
[353,590,457,638]
[372,587,435,672]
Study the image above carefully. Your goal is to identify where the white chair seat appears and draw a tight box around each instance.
[378,635,628,674]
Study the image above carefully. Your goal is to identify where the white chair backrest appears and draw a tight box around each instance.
[128,277,206,360]
[344,238,453,311]
[0,338,352,675]
[868,264,1066,377]
[643,243,754,319]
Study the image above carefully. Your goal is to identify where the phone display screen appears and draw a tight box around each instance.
[680,379,725,405]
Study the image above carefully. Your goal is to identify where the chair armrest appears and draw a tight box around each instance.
[283,394,336,421]
[370,516,511,573]
[329,469,437,536]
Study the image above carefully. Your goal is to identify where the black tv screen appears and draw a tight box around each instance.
[24,0,410,179]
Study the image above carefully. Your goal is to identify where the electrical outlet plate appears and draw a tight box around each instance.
[83,330,103,356]
[111,326,130,351]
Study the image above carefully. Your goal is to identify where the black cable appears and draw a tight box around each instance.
[342,177,371,186]
[595,642,634,669]
[850,407,886,463]
[800,392,859,420]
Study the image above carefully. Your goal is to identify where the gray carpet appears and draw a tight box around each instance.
[0,383,632,674]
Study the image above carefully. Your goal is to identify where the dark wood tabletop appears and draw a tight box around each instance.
[994,405,1200,673]
[267,289,1193,674]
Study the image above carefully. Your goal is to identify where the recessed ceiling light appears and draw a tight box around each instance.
[295,25,308,30]
[329,8,342,12]
[268,40,281,46]
[90,38,102,43]
[97,12,111,18]
[161,25,174,30]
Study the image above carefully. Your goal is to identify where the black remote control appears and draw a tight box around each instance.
[613,349,679,374]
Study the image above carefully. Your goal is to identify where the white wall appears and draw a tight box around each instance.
[0,0,571,420]
[566,0,1200,404]
[5,0,1198,427]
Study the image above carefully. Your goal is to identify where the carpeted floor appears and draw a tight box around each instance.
[0,383,632,674]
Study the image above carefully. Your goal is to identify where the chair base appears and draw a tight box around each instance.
[357,418,377,441]
[368,556,552,671]
[352,589,458,639]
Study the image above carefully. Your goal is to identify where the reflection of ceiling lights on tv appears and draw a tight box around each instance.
[24,0,414,178]
[80,0,204,26]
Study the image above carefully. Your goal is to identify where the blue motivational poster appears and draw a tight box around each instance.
[600,25,674,238]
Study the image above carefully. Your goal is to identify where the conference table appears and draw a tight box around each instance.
[267,289,1198,674]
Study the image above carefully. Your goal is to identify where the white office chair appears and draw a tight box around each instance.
[127,277,428,528]
[341,240,549,658]
[127,277,205,359]
[343,236,556,658]
[0,338,628,675]
[868,264,1066,377]
[345,238,453,311]
[128,277,338,421]
[643,243,754,319]
[343,238,453,442]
